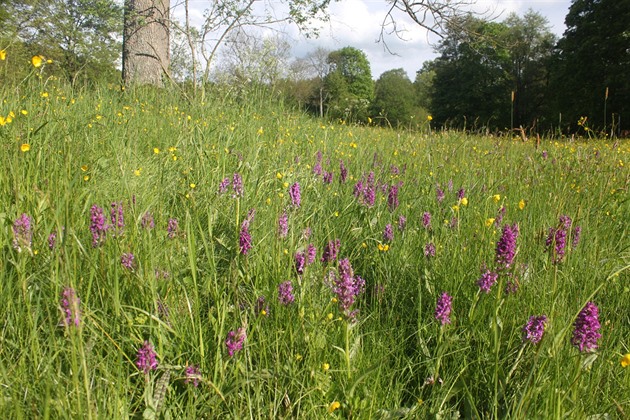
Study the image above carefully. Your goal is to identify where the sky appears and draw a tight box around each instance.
[177,0,574,80]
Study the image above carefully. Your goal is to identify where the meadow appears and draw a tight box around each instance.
[1,67,629,419]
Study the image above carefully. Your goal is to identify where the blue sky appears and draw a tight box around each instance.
[178,0,573,79]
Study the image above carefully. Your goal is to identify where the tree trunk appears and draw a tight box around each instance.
[122,0,170,86]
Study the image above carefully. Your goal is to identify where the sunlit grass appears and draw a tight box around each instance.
[1,71,629,418]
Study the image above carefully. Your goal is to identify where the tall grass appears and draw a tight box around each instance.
[1,69,629,418]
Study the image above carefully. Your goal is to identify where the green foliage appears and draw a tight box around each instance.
[371,68,416,127]
[550,0,630,133]
[0,62,629,418]
[324,47,374,122]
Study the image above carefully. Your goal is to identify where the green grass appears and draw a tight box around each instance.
[1,71,629,419]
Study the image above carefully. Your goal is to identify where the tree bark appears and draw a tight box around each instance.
[122,0,170,86]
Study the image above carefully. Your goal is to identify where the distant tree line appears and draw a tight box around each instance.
[1,0,628,133]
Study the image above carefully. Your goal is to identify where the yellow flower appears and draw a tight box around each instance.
[485,218,495,227]
[168,146,177,152]
[377,243,390,252]
[81,165,88,172]
[492,194,501,203]
[83,175,90,182]
[190,183,196,189]
[622,353,630,368]
[276,172,283,180]
[322,363,330,372]
[260,309,267,316]
[0,49,6,60]
[20,109,28,115]
[452,204,459,211]
[326,313,333,320]
[0,116,5,126]
[328,401,341,413]
[518,199,526,210]
[461,197,468,206]
[153,147,160,154]
[427,115,433,121]
[20,143,30,152]
[31,55,45,67]
[257,127,264,135]
[41,92,49,98]
[134,168,142,176]
[283,182,289,188]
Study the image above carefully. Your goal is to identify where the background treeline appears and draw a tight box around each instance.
[1,0,628,134]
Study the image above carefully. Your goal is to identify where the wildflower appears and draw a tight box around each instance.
[331,258,365,316]
[136,341,158,373]
[427,115,433,121]
[377,243,389,252]
[383,224,394,242]
[12,213,33,252]
[424,242,436,257]
[278,211,288,238]
[278,281,295,305]
[477,269,498,293]
[232,173,243,197]
[225,327,246,356]
[485,218,495,227]
[494,206,506,227]
[461,197,468,206]
[387,184,400,212]
[457,188,465,200]
[110,201,124,236]
[306,243,317,264]
[518,199,526,210]
[422,212,432,229]
[436,186,445,203]
[496,223,519,269]
[339,160,348,183]
[572,225,582,249]
[141,212,155,230]
[321,239,341,263]
[523,315,547,344]
[323,171,333,184]
[48,229,61,250]
[545,215,572,264]
[256,296,269,316]
[167,218,179,239]
[239,227,252,255]
[218,177,230,194]
[435,292,452,325]
[121,253,135,270]
[621,354,630,368]
[493,194,501,203]
[184,365,201,387]
[60,287,81,327]
[295,252,305,275]
[89,205,108,247]
[322,363,330,372]
[31,55,45,68]
[153,147,160,154]
[0,49,6,60]
[398,215,407,232]
[289,182,301,208]
[20,143,30,152]
[328,401,341,413]
[571,301,601,353]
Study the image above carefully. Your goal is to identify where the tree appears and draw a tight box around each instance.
[551,0,630,132]
[122,0,170,86]
[371,68,415,127]
[1,0,122,84]
[324,47,374,121]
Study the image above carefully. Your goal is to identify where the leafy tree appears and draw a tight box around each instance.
[1,0,122,84]
[551,0,630,132]
[324,47,374,121]
[371,68,415,127]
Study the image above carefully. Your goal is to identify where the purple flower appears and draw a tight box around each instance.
[141,212,155,230]
[295,252,306,275]
[218,177,230,194]
[424,242,436,257]
[436,186,445,203]
[167,218,179,239]
[90,205,108,247]
[121,253,135,270]
[545,215,573,264]
[398,215,407,232]
[572,226,582,249]
[457,188,465,200]
[422,212,431,230]
[313,151,323,176]
[387,184,400,212]
[60,287,81,327]
[289,182,301,208]
[321,239,341,263]
[110,201,124,236]
[447,179,453,192]
[307,244,317,264]
[495,206,506,228]
[383,224,394,242]
[339,160,348,183]
[571,302,601,353]
[278,281,295,305]
[48,227,63,250]
[232,173,243,197]
[136,341,158,373]
[496,223,519,269]
[278,211,288,238]
[331,258,365,315]
[239,227,252,255]
[323,171,333,184]
[542,150,548,159]
[12,213,33,252]
[184,365,201,387]
[477,269,498,293]
[435,292,452,325]
[523,315,547,345]
[225,327,246,356]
